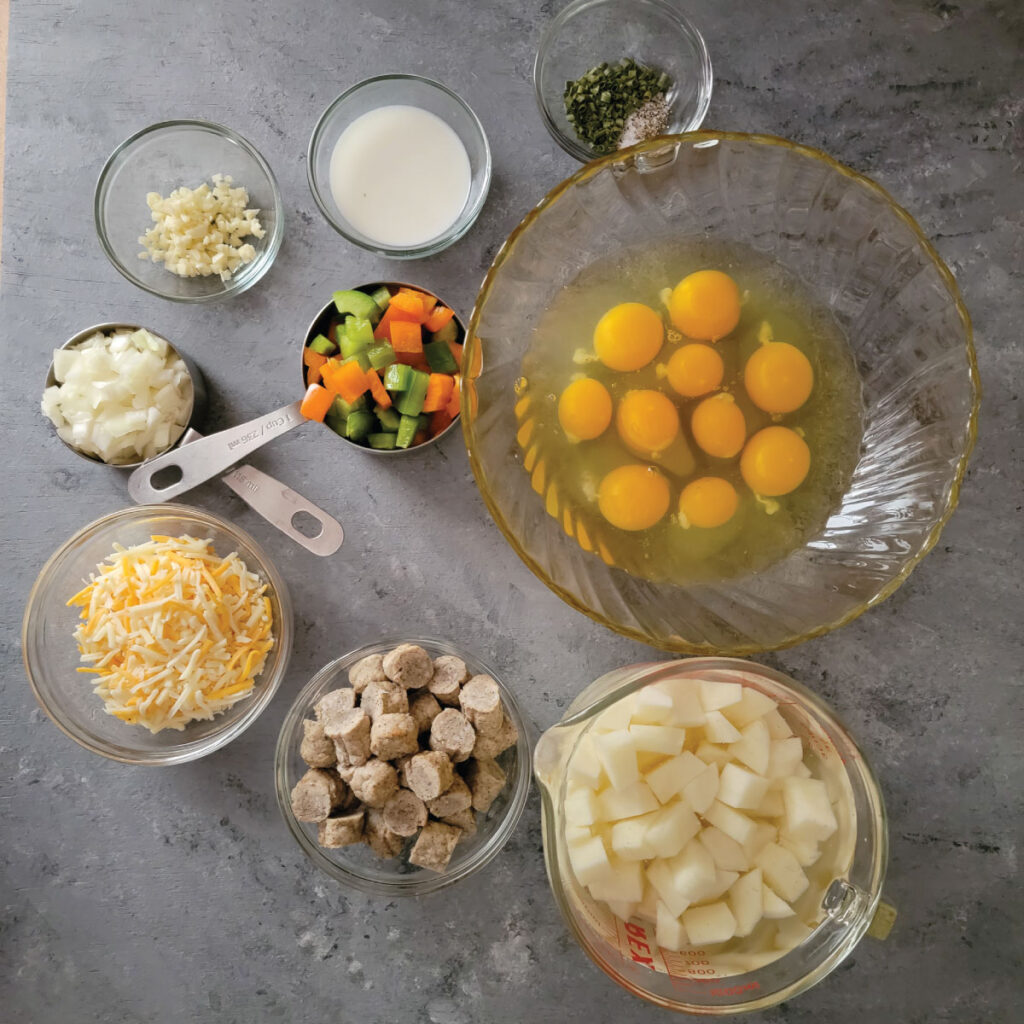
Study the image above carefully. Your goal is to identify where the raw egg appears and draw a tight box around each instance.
[691,393,746,459]
[744,342,814,414]
[593,302,664,371]
[741,426,810,496]
[668,270,741,342]
[598,464,670,531]
[616,389,680,455]
[678,477,739,528]
[558,377,613,441]
[666,343,724,398]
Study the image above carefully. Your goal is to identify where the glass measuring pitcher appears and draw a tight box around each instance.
[534,658,896,1014]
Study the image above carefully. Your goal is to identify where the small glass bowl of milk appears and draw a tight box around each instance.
[308,75,491,259]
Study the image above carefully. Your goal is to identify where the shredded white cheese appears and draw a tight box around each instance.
[69,535,275,733]
[138,174,265,281]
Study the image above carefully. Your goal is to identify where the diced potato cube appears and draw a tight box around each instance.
[703,868,740,902]
[782,777,838,843]
[568,834,611,887]
[565,824,592,848]
[632,684,677,725]
[729,718,771,776]
[646,801,701,859]
[758,788,785,818]
[664,679,707,727]
[628,723,686,755]
[695,741,731,767]
[779,831,820,868]
[656,901,689,952]
[754,842,809,902]
[606,899,637,921]
[592,699,634,733]
[637,750,668,774]
[565,784,601,826]
[646,858,691,918]
[717,763,771,810]
[703,710,742,744]
[597,780,660,821]
[683,901,737,945]
[592,729,640,791]
[611,809,662,861]
[793,761,812,778]
[763,708,793,740]
[722,687,777,728]
[646,750,706,804]
[636,881,660,923]
[683,762,720,814]
[773,917,814,950]
[704,801,758,848]
[668,839,719,902]
[587,856,645,903]
[699,680,743,711]
[568,734,606,789]
[698,826,750,872]
[744,822,778,860]
[762,884,796,919]
[767,737,805,779]
[728,868,763,937]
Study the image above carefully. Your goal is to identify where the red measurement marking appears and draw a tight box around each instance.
[623,921,655,968]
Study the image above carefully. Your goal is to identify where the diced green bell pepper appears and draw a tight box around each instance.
[333,289,382,324]
[429,319,459,347]
[369,285,392,313]
[367,342,396,371]
[383,363,413,392]
[375,406,402,432]
[340,316,375,357]
[308,333,337,356]
[395,369,431,417]
[330,395,366,418]
[345,409,375,441]
[342,351,372,373]
[423,338,459,373]
[368,431,398,450]
[396,414,419,449]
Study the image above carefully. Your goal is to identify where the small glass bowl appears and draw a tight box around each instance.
[43,322,208,469]
[22,504,293,765]
[534,0,713,162]
[300,283,465,456]
[95,120,284,302]
[307,75,491,258]
[275,638,531,896]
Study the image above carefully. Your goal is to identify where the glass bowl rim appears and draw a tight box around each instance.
[274,635,532,896]
[532,0,714,162]
[536,655,889,1013]
[93,118,285,303]
[461,129,981,655]
[306,74,493,259]
[21,502,294,765]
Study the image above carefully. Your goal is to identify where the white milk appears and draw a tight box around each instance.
[329,105,472,248]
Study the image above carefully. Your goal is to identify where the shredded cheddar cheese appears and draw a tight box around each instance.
[68,535,274,733]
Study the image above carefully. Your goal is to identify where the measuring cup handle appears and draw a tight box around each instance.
[127,400,305,504]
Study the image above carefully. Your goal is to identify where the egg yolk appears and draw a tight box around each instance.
[666,343,724,398]
[740,426,811,496]
[616,389,680,455]
[558,377,613,441]
[598,464,670,531]
[593,302,664,371]
[691,393,746,459]
[744,342,814,414]
[678,477,739,529]
[668,270,741,342]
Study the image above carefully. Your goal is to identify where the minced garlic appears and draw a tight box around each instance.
[138,174,265,281]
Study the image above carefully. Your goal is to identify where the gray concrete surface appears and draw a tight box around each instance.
[1,1,1021,1022]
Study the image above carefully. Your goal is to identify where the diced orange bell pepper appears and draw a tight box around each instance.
[389,290,428,323]
[421,373,455,413]
[366,370,391,409]
[390,319,423,354]
[300,383,335,422]
[430,409,454,436]
[324,359,370,404]
[401,288,438,316]
[424,305,455,333]
[303,349,328,386]
[447,340,463,368]
[445,374,461,417]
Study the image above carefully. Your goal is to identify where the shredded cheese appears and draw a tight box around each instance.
[68,535,275,733]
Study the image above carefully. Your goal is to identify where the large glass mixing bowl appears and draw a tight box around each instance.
[462,133,979,654]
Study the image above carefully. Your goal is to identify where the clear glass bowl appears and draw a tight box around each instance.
[534,658,892,1013]
[22,504,293,764]
[462,132,979,654]
[275,638,531,896]
[95,120,284,302]
[307,75,491,258]
[534,0,713,162]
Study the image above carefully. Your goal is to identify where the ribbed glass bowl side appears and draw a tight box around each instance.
[463,132,978,653]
